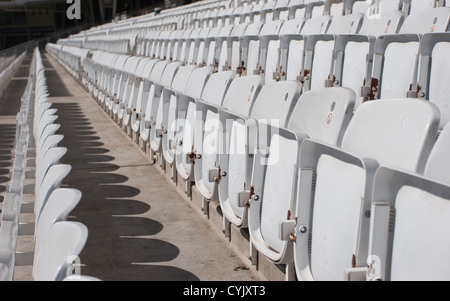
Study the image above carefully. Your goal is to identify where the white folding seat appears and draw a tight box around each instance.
[159,64,199,177]
[173,66,216,192]
[184,28,202,66]
[413,32,450,130]
[273,22,308,82]
[174,29,194,64]
[324,0,345,16]
[35,147,67,195]
[217,75,265,229]
[152,30,171,60]
[34,164,72,224]
[279,16,306,35]
[222,80,301,233]
[405,0,437,15]
[357,10,404,36]
[299,14,332,34]
[368,8,450,101]
[95,52,115,105]
[116,56,143,123]
[202,27,222,68]
[129,58,161,135]
[292,98,440,281]
[159,23,236,165]
[345,0,372,15]
[239,4,254,24]
[170,29,190,63]
[273,15,331,84]
[101,53,123,107]
[221,6,236,26]
[237,20,282,80]
[139,61,177,147]
[189,27,211,66]
[33,188,82,265]
[162,30,180,62]
[302,14,363,92]
[144,31,161,57]
[34,102,54,138]
[327,13,364,34]
[81,55,93,89]
[288,0,308,20]
[213,24,235,72]
[105,55,129,114]
[247,21,284,83]
[262,0,278,22]
[423,123,450,184]
[330,36,375,109]
[363,123,450,281]
[246,87,355,279]
[33,222,88,281]
[0,250,14,281]
[91,56,103,99]
[207,7,222,28]
[225,24,248,74]
[199,9,214,28]
[376,0,403,14]
[274,0,290,21]
[329,12,404,109]
[122,57,156,129]
[226,6,240,26]
[63,275,102,281]
[306,0,326,19]
[215,6,227,27]
[146,28,221,158]
[35,112,59,147]
[251,1,267,24]
[189,71,236,202]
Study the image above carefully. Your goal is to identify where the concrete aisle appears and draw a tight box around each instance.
[34,53,265,281]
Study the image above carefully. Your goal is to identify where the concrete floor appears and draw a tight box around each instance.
[1,53,267,281]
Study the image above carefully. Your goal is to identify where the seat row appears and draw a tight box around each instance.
[0,49,98,281]
[50,40,450,282]
[47,0,450,281]
[49,6,450,136]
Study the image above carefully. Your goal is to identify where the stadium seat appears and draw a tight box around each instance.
[293,98,440,281]
[33,222,88,281]
[364,123,450,281]
[248,87,355,279]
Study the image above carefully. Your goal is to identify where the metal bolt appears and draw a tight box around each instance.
[252,195,259,201]
[298,225,307,234]
[196,154,202,159]
[221,171,227,177]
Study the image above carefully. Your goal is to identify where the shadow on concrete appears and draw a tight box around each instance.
[53,102,199,281]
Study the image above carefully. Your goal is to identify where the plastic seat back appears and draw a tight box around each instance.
[34,189,82,261]
[33,222,88,281]
[294,98,440,281]
[342,98,440,173]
